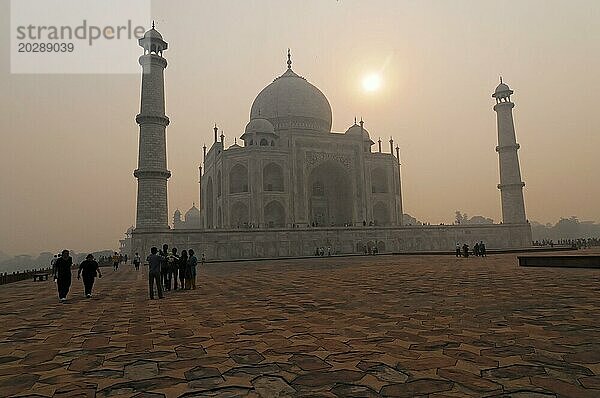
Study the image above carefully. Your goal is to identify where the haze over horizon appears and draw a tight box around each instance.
[1,0,599,255]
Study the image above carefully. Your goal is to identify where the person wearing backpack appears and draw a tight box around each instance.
[77,254,102,298]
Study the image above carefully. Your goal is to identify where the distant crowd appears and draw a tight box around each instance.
[533,238,600,248]
[455,241,487,258]
[49,245,205,302]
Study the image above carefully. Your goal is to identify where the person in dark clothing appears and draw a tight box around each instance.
[161,244,171,291]
[178,250,188,290]
[479,241,487,257]
[455,243,461,257]
[169,248,180,290]
[462,243,469,258]
[147,247,163,299]
[473,242,480,257]
[77,254,102,298]
[53,249,72,302]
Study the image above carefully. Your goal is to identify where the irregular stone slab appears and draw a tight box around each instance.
[409,341,460,351]
[252,375,296,397]
[175,346,207,359]
[0,374,40,397]
[531,376,598,398]
[480,345,534,357]
[482,364,547,380]
[169,329,194,338]
[178,386,254,397]
[438,368,502,394]
[98,376,184,396]
[229,348,265,365]
[523,353,594,375]
[292,370,364,387]
[124,360,159,380]
[397,355,456,371]
[331,383,379,397]
[184,366,222,381]
[443,348,499,367]
[564,350,600,364]
[132,393,166,398]
[380,378,454,397]
[223,364,281,378]
[288,354,331,371]
[21,349,59,365]
[579,376,600,389]
[68,355,104,372]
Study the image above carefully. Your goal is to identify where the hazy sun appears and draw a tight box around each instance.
[362,73,382,92]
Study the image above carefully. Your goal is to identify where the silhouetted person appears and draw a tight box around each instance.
[178,250,188,289]
[187,249,198,290]
[480,241,486,257]
[462,243,469,258]
[133,252,141,270]
[169,248,180,290]
[161,244,171,290]
[53,249,72,302]
[474,242,480,257]
[78,254,102,298]
[147,247,163,299]
[455,243,461,257]
[112,252,119,271]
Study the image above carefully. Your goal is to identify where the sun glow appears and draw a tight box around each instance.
[362,73,382,92]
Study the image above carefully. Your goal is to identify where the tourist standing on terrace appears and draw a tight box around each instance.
[53,249,72,302]
[161,244,171,291]
[178,250,187,289]
[147,247,163,299]
[187,249,198,290]
[133,253,141,270]
[77,254,102,298]
[168,248,180,290]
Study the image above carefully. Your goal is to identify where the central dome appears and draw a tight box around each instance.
[250,67,332,133]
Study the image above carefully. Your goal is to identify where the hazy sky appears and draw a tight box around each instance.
[1,0,599,255]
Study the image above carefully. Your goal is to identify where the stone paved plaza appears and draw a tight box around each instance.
[1,252,599,397]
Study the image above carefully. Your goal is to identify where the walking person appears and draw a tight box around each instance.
[187,249,198,289]
[53,249,73,302]
[112,252,120,271]
[178,250,187,290]
[455,243,461,257]
[462,243,469,258]
[77,254,102,298]
[147,247,163,299]
[133,252,141,271]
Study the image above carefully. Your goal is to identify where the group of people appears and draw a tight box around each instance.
[455,241,487,258]
[51,250,102,302]
[146,244,204,300]
[533,238,600,249]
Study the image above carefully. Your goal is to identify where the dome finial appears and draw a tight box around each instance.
[499,76,503,84]
[152,20,155,29]
[287,48,292,69]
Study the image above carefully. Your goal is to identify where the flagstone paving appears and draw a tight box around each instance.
[0,252,599,397]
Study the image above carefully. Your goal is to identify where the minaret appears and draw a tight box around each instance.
[493,78,526,224]
[133,24,171,229]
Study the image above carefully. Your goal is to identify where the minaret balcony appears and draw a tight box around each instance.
[495,143,520,153]
[136,114,170,126]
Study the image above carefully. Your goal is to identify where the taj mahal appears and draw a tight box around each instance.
[129,25,531,260]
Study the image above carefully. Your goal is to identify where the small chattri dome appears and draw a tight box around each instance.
[143,28,163,40]
[345,122,370,139]
[184,204,200,222]
[494,82,510,94]
[245,118,275,135]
